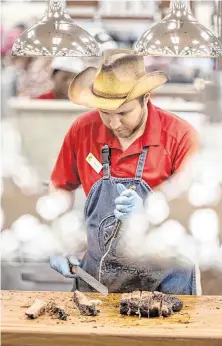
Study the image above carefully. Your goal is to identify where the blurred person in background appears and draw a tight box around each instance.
[35,57,85,100]
[17,57,54,98]
[1,55,33,117]
[1,23,26,64]
[1,23,28,117]
[144,56,214,83]
[1,23,53,98]
[49,49,201,295]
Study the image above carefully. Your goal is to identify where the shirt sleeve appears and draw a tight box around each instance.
[51,124,81,191]
[172,126,200,173]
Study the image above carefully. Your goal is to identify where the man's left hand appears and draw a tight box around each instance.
[114,183,143,221]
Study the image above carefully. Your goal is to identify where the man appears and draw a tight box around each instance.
[35,57,84,100]
[1,55,34,117]
[18,57,53,98]
[50,49,200,294]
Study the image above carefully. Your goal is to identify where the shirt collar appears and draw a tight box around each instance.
[97,100,161,149]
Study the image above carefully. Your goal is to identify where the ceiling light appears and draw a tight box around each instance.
[12,0,100,57]
[135,0,222,57]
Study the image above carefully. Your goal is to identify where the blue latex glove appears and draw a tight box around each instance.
[50,255,80,278]
[114,183,143,221]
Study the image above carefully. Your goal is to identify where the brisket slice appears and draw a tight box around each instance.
[25,299,46,319]
[46,301,68,320]
[120,291,183,318]
[73,290,100,316]
[119,293,131,315]
[153,291,183,312]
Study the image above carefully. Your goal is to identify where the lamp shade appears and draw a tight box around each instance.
[11,0,100,57]
[135,0,222,58]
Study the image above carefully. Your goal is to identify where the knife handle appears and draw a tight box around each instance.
[70,265,77,274]
[67,255,79,274]
[69,263,80,290]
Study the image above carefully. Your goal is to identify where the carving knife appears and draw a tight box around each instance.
[68,256,108,296]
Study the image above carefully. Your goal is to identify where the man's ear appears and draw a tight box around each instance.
[144,93,150,103]
[143,93,150,104]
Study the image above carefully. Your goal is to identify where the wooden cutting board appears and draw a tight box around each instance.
[1,291,222,346]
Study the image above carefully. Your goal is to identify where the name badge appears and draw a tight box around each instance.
[86,153,103,173]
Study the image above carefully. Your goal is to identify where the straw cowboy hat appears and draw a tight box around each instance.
[68,49,169,110]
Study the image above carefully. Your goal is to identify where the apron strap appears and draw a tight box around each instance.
[135,146,149,181]
[101,145,111,180]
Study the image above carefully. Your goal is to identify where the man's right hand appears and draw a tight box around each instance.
[50,255,80,278]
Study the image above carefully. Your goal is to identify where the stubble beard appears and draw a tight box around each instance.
[116,106,147,139]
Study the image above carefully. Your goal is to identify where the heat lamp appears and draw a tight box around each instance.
[135,0,222,57]
[11,0,100,57]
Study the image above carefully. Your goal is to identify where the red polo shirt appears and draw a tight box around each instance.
[51,101,200,196]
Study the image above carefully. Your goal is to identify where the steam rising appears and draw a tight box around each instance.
[36,192,72,221]
[52,210,87,254]
[1,212,87,263]
[189,209,219,243]
[1,116,221,274]
[144,191,170,225]
[1,120,41,195]
[1,120,87,264]
[188,181,221,207]
[120,123,222,272]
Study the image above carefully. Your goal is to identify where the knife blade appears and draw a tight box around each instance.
[71,265,108,296]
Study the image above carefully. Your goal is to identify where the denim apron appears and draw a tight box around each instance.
[74,145,197,294]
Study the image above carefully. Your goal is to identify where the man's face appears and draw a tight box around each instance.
[99,95,149,139]
[53,70,76,99]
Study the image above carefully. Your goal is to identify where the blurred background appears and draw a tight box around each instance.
[1,0,222,294]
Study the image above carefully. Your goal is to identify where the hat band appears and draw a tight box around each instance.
[92,85,128,99]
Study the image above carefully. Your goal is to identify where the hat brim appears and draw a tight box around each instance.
[68,67,169,111]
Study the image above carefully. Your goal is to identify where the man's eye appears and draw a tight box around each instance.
[121,112,127,116]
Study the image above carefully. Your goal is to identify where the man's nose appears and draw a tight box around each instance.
[110,115,121,129]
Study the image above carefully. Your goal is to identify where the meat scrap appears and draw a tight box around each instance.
[120,291,183,318]
[25,299,68,321]
[25,299,47,319]
[73,290,100,316]
[46,301,68,321]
